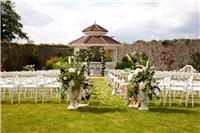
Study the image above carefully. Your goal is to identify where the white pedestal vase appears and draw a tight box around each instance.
[67,100,78,109]
[138,88,149,111]
[67,87,78,110]
[77,103,89,107]
[138,102,149,110]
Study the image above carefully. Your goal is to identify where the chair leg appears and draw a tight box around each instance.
[35,88,37,104]
[163,89,168,106]
[3,88,6,97]
[159,90,162,103]
[11,89,14,104]
[18,88,21,104]
[185,90,190,107]
[23,88,26,98]
[58,89,61,104]
[191,90,194,107]
[169,90,171,106]
[180,90,184,104]
[173,90,176,100]
[42,87,45,103]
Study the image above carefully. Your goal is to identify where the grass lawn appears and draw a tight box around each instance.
[1,78,200,133]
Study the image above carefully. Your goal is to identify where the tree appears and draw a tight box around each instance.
[1,0,28,42]
[161,48,174,70]
[188,52,200,72]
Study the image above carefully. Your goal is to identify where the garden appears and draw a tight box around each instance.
[1,1,200,133]
[2,78,200,133]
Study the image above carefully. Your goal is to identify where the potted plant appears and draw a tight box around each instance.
[126,60,160,110]
[58,53,92,110]
[59,63,91,109]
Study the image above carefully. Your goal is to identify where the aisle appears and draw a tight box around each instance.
[88,77,126,108]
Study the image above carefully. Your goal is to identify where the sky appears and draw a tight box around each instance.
[13,0,200,44]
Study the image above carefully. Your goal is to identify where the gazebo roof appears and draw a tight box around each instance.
[69,35,121,47]
[82,23,108,33]
[68,23,121,47]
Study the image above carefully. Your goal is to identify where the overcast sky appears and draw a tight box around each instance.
[13,0,199,44]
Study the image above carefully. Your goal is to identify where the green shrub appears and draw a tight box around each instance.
[135,40,146,44]
[188,52,200,72]
[116,56,133,69]
[162,40,171,47]
[116,51,148,70]
[46,56,71,70]
[46,57,61,69]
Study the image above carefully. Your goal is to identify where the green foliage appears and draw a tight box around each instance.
[58,51,93,100]
[58,58,90,100]
[188,52,200,72]
[99,47,106,76]
[116,51,148,70]
[1,42,73,71]
[23,64,35,71]
[46,57,62,69]
[126,60,159,105]
[78,46,106,76]
[46,56,71,70]
[1,0,28,42]
[116,56,133,69]
[59,67,86,100]
[162,40,171,47]
[135,40,146,44]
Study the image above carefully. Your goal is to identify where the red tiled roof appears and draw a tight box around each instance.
[82,24,108,33]
[69,35,121,46]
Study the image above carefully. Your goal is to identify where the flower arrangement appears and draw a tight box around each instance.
[126,60,160,110]
[58,55,92,109]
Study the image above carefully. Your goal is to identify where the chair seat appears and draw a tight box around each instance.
[21,85,37,88]
[0,85,15,88]
[44,84,60,88]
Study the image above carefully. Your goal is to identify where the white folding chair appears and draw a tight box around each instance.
[18,72,38,104]
[169,72,189,106]
[0,72,18,104]
[158,71,173,106]
[42,72,61,103]
[186,73,200,107]
[154,71,165,104]
[117,73,129,96]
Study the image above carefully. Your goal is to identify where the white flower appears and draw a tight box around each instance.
[63,77,67,80]
[69,80,75,86]
[133,68,142,75]
[68,57,72,64]
[128,74,134,81]
[68,68,76,73]
[139,82,146,90]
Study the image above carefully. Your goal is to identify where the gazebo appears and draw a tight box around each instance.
[68,23,121,71]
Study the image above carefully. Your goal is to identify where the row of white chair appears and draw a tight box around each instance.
[106,70,200,107]
[1,70,61,104]
[154,71,200,107]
